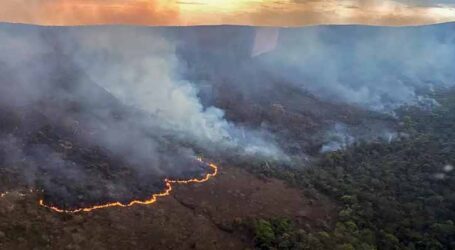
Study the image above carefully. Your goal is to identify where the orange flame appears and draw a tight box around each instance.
[38,158,218,213]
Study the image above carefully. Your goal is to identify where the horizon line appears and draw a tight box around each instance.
[1,20,454,29]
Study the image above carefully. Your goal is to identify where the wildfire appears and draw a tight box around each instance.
[38,158,219,213]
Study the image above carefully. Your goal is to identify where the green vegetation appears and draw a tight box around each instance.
[248,89,455,249]
[243,218,306,249]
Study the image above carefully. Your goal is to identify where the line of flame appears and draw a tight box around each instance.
[38,159,218,213]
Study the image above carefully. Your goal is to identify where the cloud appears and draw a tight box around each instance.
[240,0,455,26]
[0,0,454,26]
[0,0,180,26]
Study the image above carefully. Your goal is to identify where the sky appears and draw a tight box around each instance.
[0,0,454,26]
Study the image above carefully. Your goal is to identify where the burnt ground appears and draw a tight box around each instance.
[0,165,336,249]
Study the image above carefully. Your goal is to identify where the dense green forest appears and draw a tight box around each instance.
[247,89,455,249]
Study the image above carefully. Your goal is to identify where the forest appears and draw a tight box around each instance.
[246,88,455,249]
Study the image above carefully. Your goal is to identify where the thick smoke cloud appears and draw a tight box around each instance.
[174,24,455,113]
[257,25,455,111]
[60,28,237,147]
[56,27,284,158]
[173,24,455,153]
[0,24,284,206]
[0,24,283,157]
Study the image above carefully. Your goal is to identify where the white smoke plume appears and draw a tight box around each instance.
[0,24,285,165]
[59,27,285,159]
[256,25,455,111]
[0,24,286,206]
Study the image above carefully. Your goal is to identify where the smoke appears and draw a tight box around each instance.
[172,24,455,155]
[175,24,455,113]
[252,25,455,151]
[1,22,454,205]
[57,27,284,158]
[320,122,397,153]
[0,24,285,207]
[256,25,455,111]
[61,28,234,146]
